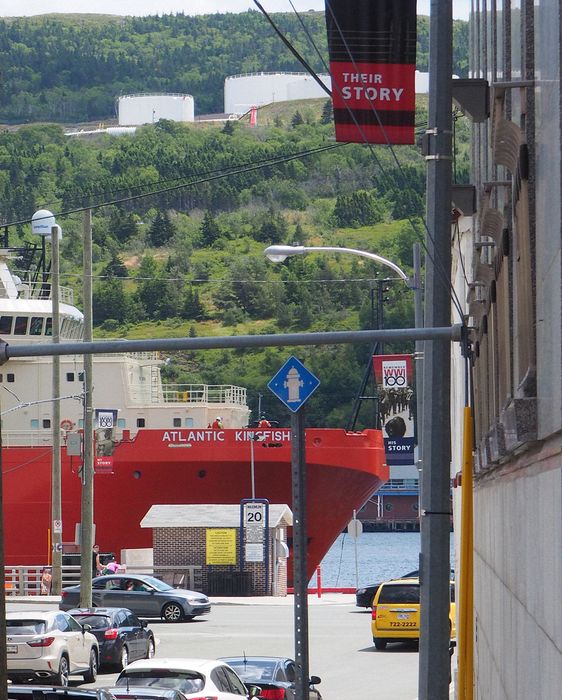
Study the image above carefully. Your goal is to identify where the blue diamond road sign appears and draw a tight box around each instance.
[267,356,320,413]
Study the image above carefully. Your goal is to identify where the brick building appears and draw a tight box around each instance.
[141,504,292,596]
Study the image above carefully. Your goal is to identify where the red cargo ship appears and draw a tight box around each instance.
[0,242,388,582]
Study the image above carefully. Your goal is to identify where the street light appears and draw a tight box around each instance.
[32,209,63,595]
[264,244,413,287]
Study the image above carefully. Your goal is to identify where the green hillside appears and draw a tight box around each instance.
[0,12,468,124]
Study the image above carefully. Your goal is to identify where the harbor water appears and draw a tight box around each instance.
[318,531,455,588]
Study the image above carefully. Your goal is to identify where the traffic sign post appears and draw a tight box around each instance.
[239,499,269,593]
[269,357,320,700]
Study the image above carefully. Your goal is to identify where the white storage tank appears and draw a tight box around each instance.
[118,93,195,126]
[224,72,331,114]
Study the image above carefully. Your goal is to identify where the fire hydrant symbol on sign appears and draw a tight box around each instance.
[284,367,304,403]
[268,356,320,413]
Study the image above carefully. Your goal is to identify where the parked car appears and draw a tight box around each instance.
[8,687,114,700]
[67,607,155,670]
[60,574,211,622]
[371,577,456,650]
[220,655,323,700]
[6,610,99,686]
[355,569,419,608]
[114,657,261,699]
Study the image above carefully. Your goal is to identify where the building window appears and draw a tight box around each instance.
[66,372,75,382]
[117,418,126,428]
[0,316,12,334]
[14,316,28,335]
[7,373,15,383]
[42,419,51,429]
[30,317,44,335]
[30,419,39,429]
[173,418,181,427]
[78,419,84,428]
[45,318,52,336]
[78,371,84,382]
[185,418,194,427]
[137,418,145,428]
[385,503,394,511]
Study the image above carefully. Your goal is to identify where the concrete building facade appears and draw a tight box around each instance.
[451,2,562,698]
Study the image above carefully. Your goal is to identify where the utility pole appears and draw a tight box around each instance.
[413,243,424,511]
[51,224,62,595]
[418,2,453,699]
[79,209,94,607]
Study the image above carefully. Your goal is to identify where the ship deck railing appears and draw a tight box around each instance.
[161,384,247,405]
[4,564,203,596]
[8,280,75,305]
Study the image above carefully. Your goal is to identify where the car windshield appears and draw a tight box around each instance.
[134,576,173,592]
[224,659,275,681]
[6,619,47,634]
[72,615,111,629]
[116,671,204,694]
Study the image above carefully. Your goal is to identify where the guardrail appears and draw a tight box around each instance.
[4,565,202,596]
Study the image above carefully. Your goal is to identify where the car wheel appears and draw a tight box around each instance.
[55,655,70,686]
[145,637,155,659]
[161,602,184,622]
[119,645,129,670]
[373,638,387,650]
[83,648,98,683]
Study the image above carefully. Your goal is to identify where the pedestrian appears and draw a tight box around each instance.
[102,556,119,574]
[257,415,271,428]
[92,544,101,578]
[40,567,52,595]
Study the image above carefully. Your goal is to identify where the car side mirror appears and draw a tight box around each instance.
[81,623,92,632]
[310,675,321,685]
[141,620,148,627]
[246,684,262,698]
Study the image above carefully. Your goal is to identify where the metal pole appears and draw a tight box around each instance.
[353,509,359,590]
[51,225,62,595]
[413,243,424,513]
[291,408,309,700]
[0,418,8,693]
[250,437,255,499]
[418,2,453,699]
[80,210,94,607]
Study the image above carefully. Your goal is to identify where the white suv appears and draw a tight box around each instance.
[7,611,99,686]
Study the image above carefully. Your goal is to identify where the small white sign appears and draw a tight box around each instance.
[244,502,265,525]
[245,543,264,562]
[53,519,62,534]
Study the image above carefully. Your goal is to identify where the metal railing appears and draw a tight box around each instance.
[4,564,202,596]
[161,384,247,405]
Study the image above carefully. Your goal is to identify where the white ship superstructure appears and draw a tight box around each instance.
[0,249,250,447]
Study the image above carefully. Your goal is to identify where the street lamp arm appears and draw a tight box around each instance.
[264,244,412,287]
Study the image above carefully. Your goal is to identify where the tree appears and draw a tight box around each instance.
[291,110,304,128]
[320,100,333,125]
[200,211,221,246]
[148,211,176,247]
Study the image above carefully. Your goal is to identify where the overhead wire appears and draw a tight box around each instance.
[2,141,346,229]
[321,0,465,321]
[255,0,464,321]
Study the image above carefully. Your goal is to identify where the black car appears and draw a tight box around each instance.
[60,575,211,622]
[355,570,420,608]
[8,687,115,700]
[68,608,155,670]
[220,656,322,700]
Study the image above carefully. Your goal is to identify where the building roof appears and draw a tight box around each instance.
[140,504,292,529]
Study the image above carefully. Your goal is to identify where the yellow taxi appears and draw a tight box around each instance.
[371,577,456,650]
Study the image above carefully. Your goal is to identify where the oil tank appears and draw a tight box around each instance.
[224,72,331,114]
[118,94,195,126]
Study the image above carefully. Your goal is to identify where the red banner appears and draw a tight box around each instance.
[325,0,417,144]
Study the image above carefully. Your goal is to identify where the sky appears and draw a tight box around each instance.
[2,1,471,21]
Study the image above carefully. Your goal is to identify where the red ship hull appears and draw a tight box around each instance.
[3,428,387,583]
